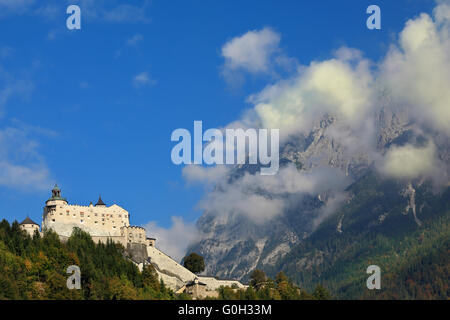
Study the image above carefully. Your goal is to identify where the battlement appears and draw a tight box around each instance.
[125,225,145,230]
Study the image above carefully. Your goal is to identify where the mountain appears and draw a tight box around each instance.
[187,108,450,299]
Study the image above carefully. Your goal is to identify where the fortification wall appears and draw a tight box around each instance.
[20,224,39,237]
[147,246,196,290]
[43,201,130,238]
[123,226,146,245]
[146,246,247,291]
[196,276,247,290]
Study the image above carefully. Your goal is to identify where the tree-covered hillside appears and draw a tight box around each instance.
[0,222,178,300]
[271,173,450,299]
[0,221,327,300]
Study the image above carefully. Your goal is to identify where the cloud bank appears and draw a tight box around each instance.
[183,2,450,232]
[143,217,200,262]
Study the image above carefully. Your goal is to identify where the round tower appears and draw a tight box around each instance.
[43,184,68,231]
[20,217,40,237]
[45,184,68,206]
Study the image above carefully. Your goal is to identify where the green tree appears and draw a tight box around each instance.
[183,252,205,274]
[142,264,160,291]
[313,285,332,300]
[249,269,266,287]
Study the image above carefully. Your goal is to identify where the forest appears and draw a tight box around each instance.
[0,220,328,300]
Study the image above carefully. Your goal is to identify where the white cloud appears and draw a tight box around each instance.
[198,188,285,225]
[250,52,374,140]
[220,27,297,86]
[379,141,438,180]
[0,161,50,190]
[143,217,200,262]
[380,4,450,135]
[222,28,281,74]
[133,72,156,88]
[195,164,350,225]
[0,125,52,191]
[182,165,230,186]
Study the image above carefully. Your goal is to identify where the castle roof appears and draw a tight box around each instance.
[95,195,106,206]
[20,217,39,226]
[46,184,67,204]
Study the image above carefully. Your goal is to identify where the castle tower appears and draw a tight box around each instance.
[20,216,40,237]
[42,184,68,231]
[46,184,68,206]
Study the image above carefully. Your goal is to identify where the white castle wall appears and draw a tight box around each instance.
[196,276,247,290]
[122,226,146,245]
[146,245,247,292]
[43,200,130,238]
[20,224,39,237]
[147,246,196,289]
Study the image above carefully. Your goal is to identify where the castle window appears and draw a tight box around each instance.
[102,218,105,221]
[52,219,55,222]
[102,214,105,217]
[95,213,97,217]
[113,226,116,229]
[94,221,98,224]
[80,220,84,223]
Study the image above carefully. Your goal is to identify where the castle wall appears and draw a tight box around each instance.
[122,226,146,245]
[20,224,39,237]
[43,200,130,238]
[146,245,247,292]
[147,245,196,286]
[196,276,247,290]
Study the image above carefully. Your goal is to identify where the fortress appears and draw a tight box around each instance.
[19,185,246,298]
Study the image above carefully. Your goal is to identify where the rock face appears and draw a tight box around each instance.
[187,108,450,282]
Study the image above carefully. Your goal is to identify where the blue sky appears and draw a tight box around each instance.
[0,0,437,232]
